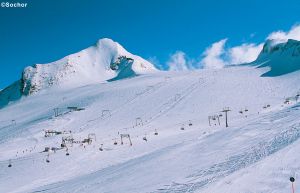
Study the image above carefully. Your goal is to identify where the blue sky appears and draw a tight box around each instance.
[1,0,300,88]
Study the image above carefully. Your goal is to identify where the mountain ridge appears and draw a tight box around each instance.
[0,38,157,108]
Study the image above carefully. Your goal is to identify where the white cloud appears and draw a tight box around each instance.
[200,24,300,69]
[267,24,300,43]
[162,23,300,71]
[167,51,194,71]
[228,43,264,64]
[200,40,263,69]
[200,39,227,69]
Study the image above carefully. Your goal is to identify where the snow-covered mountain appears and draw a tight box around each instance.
[252,39,300,76]
[2,39,300,193]
[0,38,157,108]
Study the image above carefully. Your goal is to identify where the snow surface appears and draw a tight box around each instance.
[1,60,300,193]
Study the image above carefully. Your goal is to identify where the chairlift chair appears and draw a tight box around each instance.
[99,144,103,151]
[143,135,147,142]
[154,129,158,135]
[46,153,50,163]
[113,139,118,145]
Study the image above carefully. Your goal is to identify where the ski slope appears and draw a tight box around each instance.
[1,62,300,193]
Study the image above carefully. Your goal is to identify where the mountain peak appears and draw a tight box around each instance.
[0,38,157,108]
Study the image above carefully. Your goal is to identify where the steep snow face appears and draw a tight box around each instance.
[21,38,157,95]
[253,39,300,76]
[0,38,157,108]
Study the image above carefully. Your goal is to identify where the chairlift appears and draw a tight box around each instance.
[46,154,50,163]
[143,135,147,142]
[99,144,103,151]
[135,117,143,126]
[113,139,118,145]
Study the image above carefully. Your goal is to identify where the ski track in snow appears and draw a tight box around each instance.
[1,66,300,193]
[155,107,300,193]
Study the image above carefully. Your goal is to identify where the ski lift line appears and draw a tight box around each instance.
[1,143,68,164]
[139,78,206,127]
[79,75,196,132]
[0,152,46,165]
[78,80,168,130]
[111,78,201,131]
